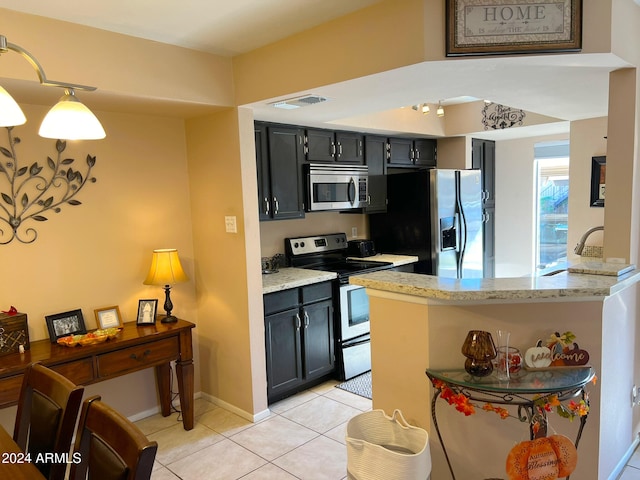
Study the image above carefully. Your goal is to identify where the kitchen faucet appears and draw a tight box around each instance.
[574,226,604,255]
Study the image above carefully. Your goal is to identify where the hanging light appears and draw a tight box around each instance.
[0,85,26,126]
[436,101,445,117]
[0,34,105,140]
[39,89,105,140]
[421,103,430,115]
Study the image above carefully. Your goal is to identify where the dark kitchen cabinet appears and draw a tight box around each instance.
[305,128,364,164]
[264,281,335,403]
[472,138,496,277]
[387,137,436,168]
[255,122,305,221]
[364,135,387,213]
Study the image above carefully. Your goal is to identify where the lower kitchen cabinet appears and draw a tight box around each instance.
[264,281,335,403]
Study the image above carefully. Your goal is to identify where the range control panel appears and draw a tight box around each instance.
[285,233,348,257]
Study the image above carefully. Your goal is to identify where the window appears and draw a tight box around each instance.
[534,142,569,273]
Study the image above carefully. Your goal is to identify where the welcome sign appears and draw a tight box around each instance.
[446,0,582,56]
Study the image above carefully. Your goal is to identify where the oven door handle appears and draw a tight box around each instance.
[343,336,370,348]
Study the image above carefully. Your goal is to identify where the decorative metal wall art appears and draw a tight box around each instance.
[0,127,97,244]
[482,102,526,130]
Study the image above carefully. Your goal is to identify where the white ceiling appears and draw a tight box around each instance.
[0,0,633,138]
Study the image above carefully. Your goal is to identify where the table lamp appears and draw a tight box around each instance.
[143,249,188,323]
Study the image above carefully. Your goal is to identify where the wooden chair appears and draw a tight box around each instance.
[13,362,84,480]
[69,395,158,480]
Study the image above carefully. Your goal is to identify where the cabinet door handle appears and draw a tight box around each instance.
[367,194,371,205]
[295,313,301,331]
[415,150,420,159]
[273,197,279,215]
[303,310,310,328]
[338,144,343,157]
[264,197,270,216]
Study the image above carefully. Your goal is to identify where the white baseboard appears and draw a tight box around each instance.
[199,391,271,423]
[127,391,202,423]
[127,391,270,424]
[608,434,640,480]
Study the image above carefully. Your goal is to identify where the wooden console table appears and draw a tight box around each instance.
[426,367,594,480]
[0,319,195,430]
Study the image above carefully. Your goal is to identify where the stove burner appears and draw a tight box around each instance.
[285,233,392,283]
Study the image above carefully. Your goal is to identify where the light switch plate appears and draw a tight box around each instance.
[225,216,237,233]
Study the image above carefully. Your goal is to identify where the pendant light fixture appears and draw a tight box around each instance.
[421,103,430,115]
[0,34,105,140]
[436,101,445,117]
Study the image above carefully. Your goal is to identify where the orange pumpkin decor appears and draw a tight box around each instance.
[506,434,577,480]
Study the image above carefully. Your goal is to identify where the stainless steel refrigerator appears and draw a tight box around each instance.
[369,169,484,278]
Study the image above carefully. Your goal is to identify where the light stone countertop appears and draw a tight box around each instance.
[346,254,419,266]
[262,268,337,294]
[349,268,640,303]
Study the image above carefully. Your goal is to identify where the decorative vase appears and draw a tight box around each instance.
[461,330,497,377]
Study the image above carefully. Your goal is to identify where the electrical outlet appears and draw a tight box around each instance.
[632,385,638,406]
[351,227,357,238]
[225,216,237,233]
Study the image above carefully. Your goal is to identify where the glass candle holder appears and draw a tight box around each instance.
[461,330,497,377]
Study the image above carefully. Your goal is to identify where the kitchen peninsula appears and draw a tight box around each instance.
[350,268,640,480]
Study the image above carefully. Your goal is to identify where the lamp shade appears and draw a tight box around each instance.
[0,85,26,127]
[39,89,106,140]
[143,249,189,286]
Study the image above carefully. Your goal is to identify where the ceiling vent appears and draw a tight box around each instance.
[270,95,328,110]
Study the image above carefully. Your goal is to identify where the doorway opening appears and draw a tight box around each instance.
[534,141,570,274]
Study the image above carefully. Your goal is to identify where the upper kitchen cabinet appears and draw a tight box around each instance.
[255,122,305,221]
[305,128,364,164]
[387,137,437,168]
[364,135,388,213]
[472,138,496,277]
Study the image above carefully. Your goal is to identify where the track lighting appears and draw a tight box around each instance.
[436,101,445,117]
[0,34,105,140]
[422,103,430,114]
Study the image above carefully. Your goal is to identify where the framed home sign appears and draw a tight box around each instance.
[446,0,582,56]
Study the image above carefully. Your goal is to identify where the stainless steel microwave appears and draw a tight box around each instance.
[306,164,369,211]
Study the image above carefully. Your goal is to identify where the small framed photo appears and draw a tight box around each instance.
[46,309,87,343]
[137,299,158,325]
[94,306,123,329]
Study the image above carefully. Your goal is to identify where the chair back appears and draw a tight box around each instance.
[69,396,158,480]
[13,362,84,480]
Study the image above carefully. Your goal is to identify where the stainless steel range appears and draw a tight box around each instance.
[285,233,393,380]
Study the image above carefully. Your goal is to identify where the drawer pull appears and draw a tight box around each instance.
[130,349,151,361]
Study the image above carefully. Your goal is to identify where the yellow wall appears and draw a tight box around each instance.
[185,108,267,418]
[568,117,608,259]
[0,103,198,428]
[232,0,429,105]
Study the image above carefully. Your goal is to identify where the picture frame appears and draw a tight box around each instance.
[46,309,87,342]
[446,0,582,56]
[137,299,158,325]
[94,305,123,329]
[590,155,606,207]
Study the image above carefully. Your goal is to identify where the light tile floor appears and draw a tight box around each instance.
[136,380,640,480]
[135,380,370,480]
[620,447,640,480]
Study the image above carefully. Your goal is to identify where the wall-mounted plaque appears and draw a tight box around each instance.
[446,0,582,56]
